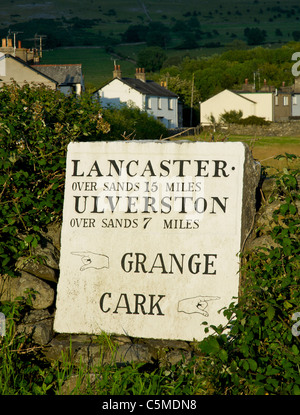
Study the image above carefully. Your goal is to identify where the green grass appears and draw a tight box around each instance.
[228,135,300,146]
[0,298,206,395]
[42,48,136,90]
[3,0,300,53]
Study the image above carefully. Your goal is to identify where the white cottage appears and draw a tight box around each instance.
[94,66,179,129]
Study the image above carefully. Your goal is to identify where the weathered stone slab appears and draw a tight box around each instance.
[54,141,260,341]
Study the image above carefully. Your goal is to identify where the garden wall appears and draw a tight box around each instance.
[220,120,300,137]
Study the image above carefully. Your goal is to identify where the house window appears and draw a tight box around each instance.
[146,97,152,109]
[168,98,173,110]
[275,96,279,106]
[283,96,289,106]
[158,97,162,110]
[293,95,297,105]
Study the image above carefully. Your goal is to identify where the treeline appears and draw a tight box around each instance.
[0,18,119,49]
[4,15,300,50]
[147,42,300,124]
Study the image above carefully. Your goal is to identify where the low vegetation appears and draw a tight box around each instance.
[0,84,167,278]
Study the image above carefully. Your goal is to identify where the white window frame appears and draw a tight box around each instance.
[158,97,162,110]
[146,97,152,109]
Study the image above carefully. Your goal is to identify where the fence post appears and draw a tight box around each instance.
[0,312,5,336]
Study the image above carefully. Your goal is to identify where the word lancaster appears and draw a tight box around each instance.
[71,158,235,178]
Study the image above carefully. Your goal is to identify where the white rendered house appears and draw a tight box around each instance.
[200,88,274,125]
[94,66,179,129]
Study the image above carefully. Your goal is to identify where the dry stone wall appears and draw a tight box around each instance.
[221,120,300,137]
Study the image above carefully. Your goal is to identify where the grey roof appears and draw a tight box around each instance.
[121,78,178,97]
[31,64,83,86]
[230,90,257,104]
[97,77,178,98]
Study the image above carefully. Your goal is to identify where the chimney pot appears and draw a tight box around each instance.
[245,78,248,84]
[7,38,12,47]
[282,81,285,87]
[113,64,122,79]
[135,68,146,82]
[18,40,21,49]
[2,38,6,47]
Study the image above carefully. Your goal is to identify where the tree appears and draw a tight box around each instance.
[137,47,167,72]
[292,31,300,41]
[244,27,267,45]
[122,24,148,43]
[146,22,170,48]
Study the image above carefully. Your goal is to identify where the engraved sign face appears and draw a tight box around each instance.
[54,141,248,341]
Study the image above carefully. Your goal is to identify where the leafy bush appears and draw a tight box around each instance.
[220,111,269,126]
[103,105,168,140]
[0,84,107,277]
[0,84,169,277]
[137,47,167,73]
[239,115,270,125]
[198,157,300,395]
[220,110,243,124]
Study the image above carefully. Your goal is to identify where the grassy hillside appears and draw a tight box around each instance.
[2,1,300,90]
[2,1,300,49]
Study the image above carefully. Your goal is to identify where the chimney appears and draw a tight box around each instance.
[18,40,21,49]
[245,78,248,84]
[7,38,12,48]
[135,67,146,82]
[282,81,285,87]
[113,65,122,79]
[2,38,6,47]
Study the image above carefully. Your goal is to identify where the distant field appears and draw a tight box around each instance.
[190,134,300,171]
[4,0,300,89]
[42,47,137,90]
[2,0,300,51]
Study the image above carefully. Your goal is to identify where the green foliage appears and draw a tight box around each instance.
[0,298,56,395]
[198,158,300,395]
[244,27,267,45]
[0,84,109,277]
[161,44,298,101]
[220,111,270,126]
[103,105,168,140]
[0,84,169,277]
[239,115,270,126]
[220,110,243,124]
[137,47,167,73]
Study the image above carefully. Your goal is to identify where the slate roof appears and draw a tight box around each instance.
[97,77,178,98]
[31,64,83,86]
[121,78,178,97]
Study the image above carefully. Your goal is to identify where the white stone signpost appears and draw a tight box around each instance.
[54,141,259,341]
